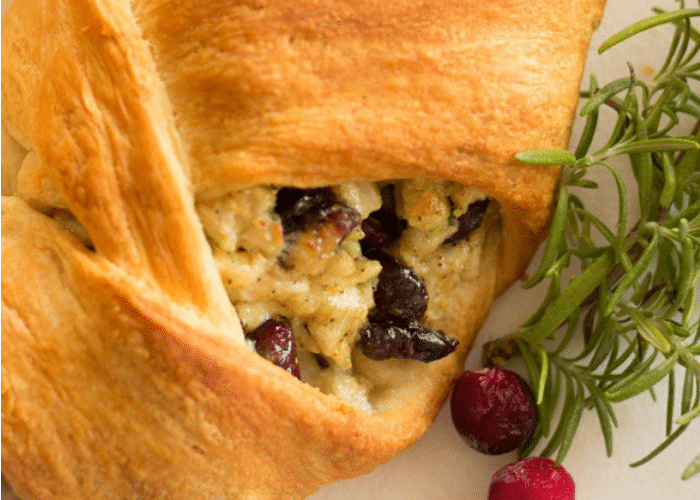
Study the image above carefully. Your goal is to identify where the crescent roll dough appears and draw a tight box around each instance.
[1,0,606,498]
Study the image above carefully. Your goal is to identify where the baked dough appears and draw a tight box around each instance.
[1,0,606,498]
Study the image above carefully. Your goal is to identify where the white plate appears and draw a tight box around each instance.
[2,1,698,499]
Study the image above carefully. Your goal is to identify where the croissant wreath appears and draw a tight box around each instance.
[1,0,606,498]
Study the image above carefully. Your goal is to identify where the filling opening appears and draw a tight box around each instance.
[197,179,497,412]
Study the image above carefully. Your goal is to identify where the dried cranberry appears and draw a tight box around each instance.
[360,215,393,250]
[359,320,458,362]
[275,188,335,221]
[488,457,575,500]
[372,255,428,323]
[443,198,490,245]
[360,184,407,252]
[247,319,300,378]
[275,187,360,236]
[324,203,362,235]
[450,367,538,455]
[360,209,407,251]
[313,353,330,369]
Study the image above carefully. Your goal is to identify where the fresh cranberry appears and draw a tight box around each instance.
[488,457,575,500]
[450,367,538,455]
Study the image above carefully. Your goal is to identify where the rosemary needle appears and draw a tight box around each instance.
[486,3,700,479]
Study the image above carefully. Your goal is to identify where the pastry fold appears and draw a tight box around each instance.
[1,0,606,498]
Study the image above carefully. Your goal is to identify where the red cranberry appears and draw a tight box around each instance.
[450,367,538,455]
[488,457,575,500]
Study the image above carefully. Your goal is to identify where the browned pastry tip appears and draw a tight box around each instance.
[2,0,606,498]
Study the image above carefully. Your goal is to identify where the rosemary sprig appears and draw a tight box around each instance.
[486,2,700,479]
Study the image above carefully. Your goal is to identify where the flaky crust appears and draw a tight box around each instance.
[1,0,606,498]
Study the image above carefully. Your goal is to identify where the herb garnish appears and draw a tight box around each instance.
[484,2,700,479]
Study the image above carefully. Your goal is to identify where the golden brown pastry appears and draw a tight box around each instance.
[1,0,606,498]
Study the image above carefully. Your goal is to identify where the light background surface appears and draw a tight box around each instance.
[2,0,698,499]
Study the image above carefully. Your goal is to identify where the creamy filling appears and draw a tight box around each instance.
[197,179,493,411]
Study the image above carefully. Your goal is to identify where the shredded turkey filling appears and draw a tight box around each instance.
[196,179,493,411]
